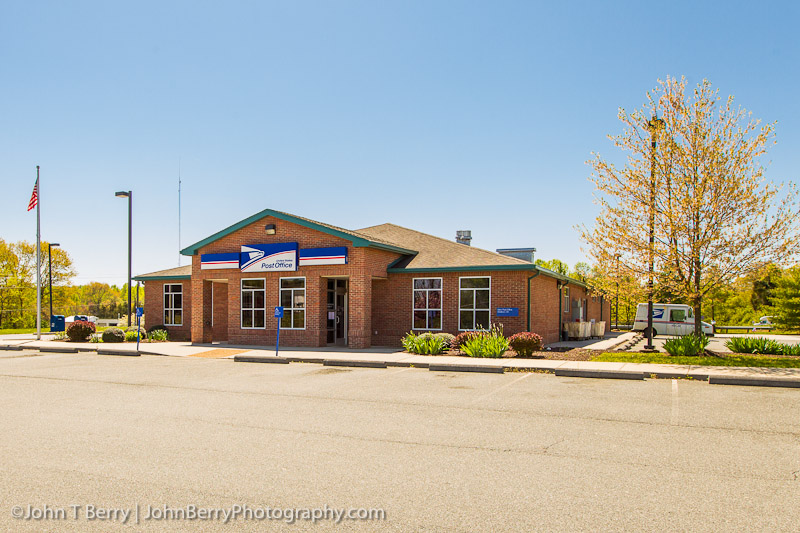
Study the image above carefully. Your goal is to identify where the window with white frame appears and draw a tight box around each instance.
[241,279,266,328]
[164,284,183,326]
[563,286,570,313]
[280,277,305,329]
[459,277,490,330]
[413,278,442,330]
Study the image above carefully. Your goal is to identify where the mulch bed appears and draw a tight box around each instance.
[440,348,601,361]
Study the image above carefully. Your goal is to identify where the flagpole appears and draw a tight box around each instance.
[35,165,41,340]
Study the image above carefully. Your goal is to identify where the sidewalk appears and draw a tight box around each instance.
[2,334,799,388]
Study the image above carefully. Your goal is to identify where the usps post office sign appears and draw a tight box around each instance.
[240,243,298,272]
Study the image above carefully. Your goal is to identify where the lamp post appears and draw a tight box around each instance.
[644,116,664,351]
[615,253,620,329]
[115,190,132,327]
[48,242,60,321]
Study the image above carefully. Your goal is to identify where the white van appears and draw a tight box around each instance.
[633,303,714,336]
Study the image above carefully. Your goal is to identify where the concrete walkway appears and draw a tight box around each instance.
[2,332,799,387]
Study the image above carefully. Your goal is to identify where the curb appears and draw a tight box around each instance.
[323,359,387,368]
[708,375,800,388]
[38,346,78,353]
[555,368,644,380]
[387,361,429,368]
[428,364,504,374]
[96,349,140,357]
[285,357,326,364]
[647,372,710,381]
[233,355,289,364]
[0,345,24,351]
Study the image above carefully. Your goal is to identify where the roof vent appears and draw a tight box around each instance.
[496,248,536,263]
[456,230,472,246]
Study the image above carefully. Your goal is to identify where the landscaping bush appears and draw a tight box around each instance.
[147,324,168,334]
[401,332,448,355]
[125,326,147,339]
[461,325,509,358]
[149,329,169,341]
[508,332,544,357]
[66,320,95,342]
[725,336,790,355]
[101,327,125,343]
[124,330,141,342]
[452,331,484,351]
[433,332,456,348]
[663,334,710,356]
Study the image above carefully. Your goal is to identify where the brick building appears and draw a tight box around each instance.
[134,209,610,348]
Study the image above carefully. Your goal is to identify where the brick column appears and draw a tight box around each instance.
[348,275,372,349]
[191,278,213,344]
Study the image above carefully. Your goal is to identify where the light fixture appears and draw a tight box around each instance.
[265,224,276,235]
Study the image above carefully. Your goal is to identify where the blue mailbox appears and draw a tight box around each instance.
[49,315,65,332]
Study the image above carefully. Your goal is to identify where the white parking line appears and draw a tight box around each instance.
[471,372,532,404]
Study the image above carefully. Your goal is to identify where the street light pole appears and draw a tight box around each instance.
[615,253,620,329]
[48,242,60,321]
[645,116,664,351]
[115,190,132,327]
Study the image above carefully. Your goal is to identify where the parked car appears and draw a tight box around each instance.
[65,315,89,323]
[753,316,775,326]
[633,303,714,337]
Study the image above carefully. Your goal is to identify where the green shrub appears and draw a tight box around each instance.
[147,324,168,334]
[663,334,710,356]
[149,329,169,341]
[66,320,95,342]
[401,332,448,355]
[452,331,484,350]
[124,330,141,342]
[461,325,509,358]
[90,334,101,343]
[125,326,147,339]
[433,332,456,348]
[508,332,544,357]
[725,336,788,355]
[101,327,125,343]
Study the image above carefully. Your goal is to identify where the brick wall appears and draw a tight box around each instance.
[141,279,192,341]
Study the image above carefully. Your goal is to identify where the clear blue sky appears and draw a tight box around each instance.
[2,1,797,286]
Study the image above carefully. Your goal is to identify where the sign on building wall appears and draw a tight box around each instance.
[201,244,347,271]
[496,307,519,317]
[240,243,299,272]
[298,247,348,266]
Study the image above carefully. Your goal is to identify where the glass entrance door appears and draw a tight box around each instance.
[326,279,347,346]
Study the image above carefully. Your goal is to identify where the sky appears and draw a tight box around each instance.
[1,0,798,286]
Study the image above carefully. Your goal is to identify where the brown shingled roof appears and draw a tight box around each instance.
[357,223,533,270]
[133,265,191,280]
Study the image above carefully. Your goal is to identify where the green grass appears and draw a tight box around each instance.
[0,328,37,335]
[592,352,800,368]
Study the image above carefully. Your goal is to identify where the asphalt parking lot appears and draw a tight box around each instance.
[1,352,799,531]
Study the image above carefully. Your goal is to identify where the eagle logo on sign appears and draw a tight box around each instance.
[240,246,266,271]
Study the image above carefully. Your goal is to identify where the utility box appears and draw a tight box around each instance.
[50,315,65,332]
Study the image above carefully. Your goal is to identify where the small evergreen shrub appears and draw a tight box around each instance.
[125,326,147,339]
[101,327,125,343]
[725,337,789,355]
[452,331,484,350]
[433,332,456,348]
[149,329,169,341]
[124,330,140,342]
[401,332,448,355]
[461,325,509,358]
[147,324,168,334]
[508,332,544,357]
[663,334,710,356]
[66,320,95,342]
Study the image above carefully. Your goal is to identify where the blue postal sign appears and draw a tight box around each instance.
[240,243,298,272]
[496,307,519,317]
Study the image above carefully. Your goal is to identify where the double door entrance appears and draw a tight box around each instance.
[326,279,348,346]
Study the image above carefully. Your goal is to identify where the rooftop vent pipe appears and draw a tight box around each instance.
[456,230,472,246]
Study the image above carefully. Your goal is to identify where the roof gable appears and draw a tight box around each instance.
[179,209,417,256]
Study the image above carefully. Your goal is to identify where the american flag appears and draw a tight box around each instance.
[27,178,38,211]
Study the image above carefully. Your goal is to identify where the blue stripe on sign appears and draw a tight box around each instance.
[299,247,348,259]
[201,252,240,263]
